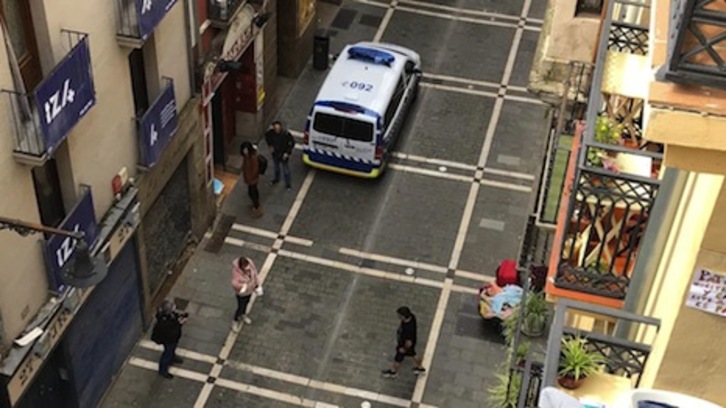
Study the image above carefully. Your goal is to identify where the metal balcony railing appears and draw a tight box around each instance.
[116,0,177,45]
[208,0,244,25]
[542,300,661,389]
[666,0,726,89]
[536,62,593,226]
[2,31,94,166]
[550,0,663,301]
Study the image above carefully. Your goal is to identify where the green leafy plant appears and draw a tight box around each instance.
[502,312,520,346]
[522,293,549,337]
[594,115,623,145]
[558,336,605,381]
[487,370,522,408]
[587,261,612,275]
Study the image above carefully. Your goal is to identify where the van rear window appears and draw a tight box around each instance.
[313,113,374,142]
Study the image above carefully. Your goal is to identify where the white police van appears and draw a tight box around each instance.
[302,42,421,178]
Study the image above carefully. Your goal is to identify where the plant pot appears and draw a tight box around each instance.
[521,322,545,337]
[557,375,586,390]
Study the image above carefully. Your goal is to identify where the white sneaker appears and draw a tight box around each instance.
[242,315,252,325]
[231,321,242,332]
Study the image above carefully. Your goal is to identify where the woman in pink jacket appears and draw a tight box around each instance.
[231,257,259,332]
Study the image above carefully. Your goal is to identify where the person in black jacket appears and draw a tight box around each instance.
[264,121,295,190]
[154,299,187,379]
[382,306,426,378]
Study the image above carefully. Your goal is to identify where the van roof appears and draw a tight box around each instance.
[313,43,413,117]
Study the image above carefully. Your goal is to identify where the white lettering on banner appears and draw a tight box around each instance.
[142,0,153,14]
[150,124,158,146]
[43,79,75,126]
[55,225,80,268]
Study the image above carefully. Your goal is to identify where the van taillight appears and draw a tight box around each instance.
[375,146,384,159]
[303,131,309,144]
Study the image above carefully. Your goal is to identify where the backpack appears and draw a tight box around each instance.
[258,154,268,175]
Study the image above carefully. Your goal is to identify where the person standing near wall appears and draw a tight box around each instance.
[265,121,295,190]
[151,299,187,379]
[241,142,263,217]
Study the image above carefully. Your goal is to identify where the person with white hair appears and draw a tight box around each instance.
[151,299,188,379]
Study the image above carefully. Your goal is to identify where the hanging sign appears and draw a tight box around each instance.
[686,268,726,317]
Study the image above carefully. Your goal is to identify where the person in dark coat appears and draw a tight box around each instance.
[154,299,187,379]
[241,141,263,217]
[382,306,425,378]
[264,121,295,190]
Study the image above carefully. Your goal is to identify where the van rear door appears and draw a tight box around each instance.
[310,106,377,164]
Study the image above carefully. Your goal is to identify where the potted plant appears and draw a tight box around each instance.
[502,311,520,345]
[487,370,522,408]
[521,293,548,337]
[557,336,605,389]
[594,115,622,145]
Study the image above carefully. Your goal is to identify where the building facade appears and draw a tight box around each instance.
[524,0,726,404]
[0,0,213,406]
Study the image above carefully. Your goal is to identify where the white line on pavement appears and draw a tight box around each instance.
[423,72,528,93]
[388,162,533,193]
[339,247,448,274]
[137,341,416,407]
[232,223,315,247]
[412,0,533,402]
[129,357,325,407]
[194,170,319,407]
[373,0,398,42]
[420,80,546,105]
[288,129,537,185]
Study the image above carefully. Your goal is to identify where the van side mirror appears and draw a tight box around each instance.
[332,53,340,62]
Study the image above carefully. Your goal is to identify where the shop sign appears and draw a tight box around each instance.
[298,0,316,37]
[34,36,95,155]
[139,80,178,167]
[44,188,98,292]
[686,268,726,317]
[136,0,178,40]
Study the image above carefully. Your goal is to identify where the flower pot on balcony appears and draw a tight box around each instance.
[557,374,586,389]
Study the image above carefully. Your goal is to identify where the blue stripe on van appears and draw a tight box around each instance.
[304,149,381,173]
[314,100,381,122]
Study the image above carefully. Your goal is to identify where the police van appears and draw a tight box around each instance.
[302,42,422,178]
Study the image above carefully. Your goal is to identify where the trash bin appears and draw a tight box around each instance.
[313,30,329,71]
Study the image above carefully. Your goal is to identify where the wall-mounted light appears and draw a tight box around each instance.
[0,216,108,288]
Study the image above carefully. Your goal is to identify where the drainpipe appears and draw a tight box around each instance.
[615,167,688,339]
[182,0,198,93]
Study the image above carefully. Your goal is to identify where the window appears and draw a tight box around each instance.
[575,0,604,17]
[32,159,66,228]
[0,0,42,91]
[313,113,374,142]
[384,76,406,126]
[128,48,150,116]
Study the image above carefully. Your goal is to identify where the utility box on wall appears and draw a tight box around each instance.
[277,0,317,78]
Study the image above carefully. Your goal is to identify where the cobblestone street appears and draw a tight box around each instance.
[102,0,549,406]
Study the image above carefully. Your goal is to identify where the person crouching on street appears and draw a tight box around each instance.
[231,256,259,332]
[241,141,263,217]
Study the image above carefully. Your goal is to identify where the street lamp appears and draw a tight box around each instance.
[0,216,108,288]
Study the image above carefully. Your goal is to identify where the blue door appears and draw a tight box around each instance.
[62,239,143,408]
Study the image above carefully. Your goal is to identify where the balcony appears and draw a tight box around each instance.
[2,31,95,166]
[545,0,665,306]
[207,0,244,28]
[536,300,661,406]
[644,0,726,172]
[665,0,726,90]
[116,0,178,48]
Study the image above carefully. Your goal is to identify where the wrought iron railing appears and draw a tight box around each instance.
[550,0,662,300]
[666,0,726,89]
[556,169,658,299]
[609,21,649,55]
[1,90,45,157]
[542,299,661,389]
[536,62,593,226]
[208,0,244,24]
[116,0,142,39]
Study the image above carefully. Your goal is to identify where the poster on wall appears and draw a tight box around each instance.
[686,268,726,317]
[298,0,316,38]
